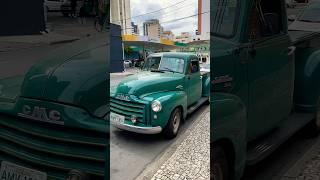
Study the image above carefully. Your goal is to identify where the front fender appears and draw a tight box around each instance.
[142,91,187,128]
[212,92,247,179]
[294,48,320,112]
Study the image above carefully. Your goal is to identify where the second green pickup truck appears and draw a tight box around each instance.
[110,52,210,138]
[211,0,320,180]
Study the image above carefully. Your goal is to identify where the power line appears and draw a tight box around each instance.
[161,10,209,24]
[113,0,189,23]
[131,10,209,34]
[143,2,196,22]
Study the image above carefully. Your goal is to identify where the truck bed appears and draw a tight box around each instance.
[289,30,320,45]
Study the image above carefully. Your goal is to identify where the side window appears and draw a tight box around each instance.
[189,60,200,74]
[249,0,283,40]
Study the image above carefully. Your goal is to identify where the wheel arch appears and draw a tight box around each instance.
[294,47,320,112]
[142,91,187,127]
[213,138,236,179]
[211,92,247,179]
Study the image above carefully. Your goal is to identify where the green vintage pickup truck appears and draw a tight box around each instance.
[212,0,320,179]
[0,34,108,179]
[110,52,210,138]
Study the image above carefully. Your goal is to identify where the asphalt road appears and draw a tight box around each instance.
[110,76,209,180]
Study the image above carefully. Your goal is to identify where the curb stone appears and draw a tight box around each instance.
[136,106,210,180]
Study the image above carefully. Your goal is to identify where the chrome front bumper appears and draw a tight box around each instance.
[111,122,162,134]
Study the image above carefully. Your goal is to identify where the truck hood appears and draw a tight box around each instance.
[113,71,185,98]
[19,34,108,118]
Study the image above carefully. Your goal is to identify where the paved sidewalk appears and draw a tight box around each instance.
[0,15,98,52]
[136,107,210,180]
[0,33,79,52]
[282,136,320,180]
[110,68,140,86]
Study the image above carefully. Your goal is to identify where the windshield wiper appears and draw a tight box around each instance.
[161,67,175,73]
[150,69,165,73]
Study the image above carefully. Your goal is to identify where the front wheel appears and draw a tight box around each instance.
[212,146,230,180]
[163,108,182,139]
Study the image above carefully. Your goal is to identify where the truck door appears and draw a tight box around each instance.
[246,0,294,141]
[186,58,202,106]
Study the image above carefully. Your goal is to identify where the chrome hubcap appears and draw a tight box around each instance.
[213,163,223,180]
[173,111,181,134]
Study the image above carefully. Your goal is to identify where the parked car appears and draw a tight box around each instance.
[211,0,320,179]
[110,52,210,139]
[44,0,65,12]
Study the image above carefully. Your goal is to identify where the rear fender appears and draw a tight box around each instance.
[294,48,320,112]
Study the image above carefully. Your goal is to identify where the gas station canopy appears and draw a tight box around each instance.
[122,35,187,51]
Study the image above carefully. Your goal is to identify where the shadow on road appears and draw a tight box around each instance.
[243,126,319,180]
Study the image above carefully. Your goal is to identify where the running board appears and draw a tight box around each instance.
[187,97,208,115]
[247,113,314,165]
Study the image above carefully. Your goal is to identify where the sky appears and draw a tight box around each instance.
[130,0,198,36]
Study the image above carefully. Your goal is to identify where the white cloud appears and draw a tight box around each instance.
[130,0,198,36]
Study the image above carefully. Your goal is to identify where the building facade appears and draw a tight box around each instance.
[162,31,175,40]
[143,19,163,40]
[110,0,132,35]
[175,32,192,43]
[131,22,139,35]
[198,0,210,40]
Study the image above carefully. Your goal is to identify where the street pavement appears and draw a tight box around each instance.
[110,72,210,180]
[110,105,209,180]
[0,12,99,53]
[282,135,320,180]
[149,108,209,180]
[242,129,320,180]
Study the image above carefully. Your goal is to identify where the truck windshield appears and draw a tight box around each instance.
[298,2,320,22]
[212,0,239,37]
[143,56,185,74]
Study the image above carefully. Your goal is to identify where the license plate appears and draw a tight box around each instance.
[0,161,47,180]
[110,112,125,124]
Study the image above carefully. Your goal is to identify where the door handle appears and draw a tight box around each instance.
[187,76,191,80]
[248,45,256,57]
[287,46,296,56]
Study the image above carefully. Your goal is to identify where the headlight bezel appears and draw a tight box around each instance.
[151,100,162,112]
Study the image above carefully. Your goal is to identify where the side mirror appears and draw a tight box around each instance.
[288,15,297,22]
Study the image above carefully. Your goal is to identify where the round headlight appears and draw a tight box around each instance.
[151,100,162,112]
